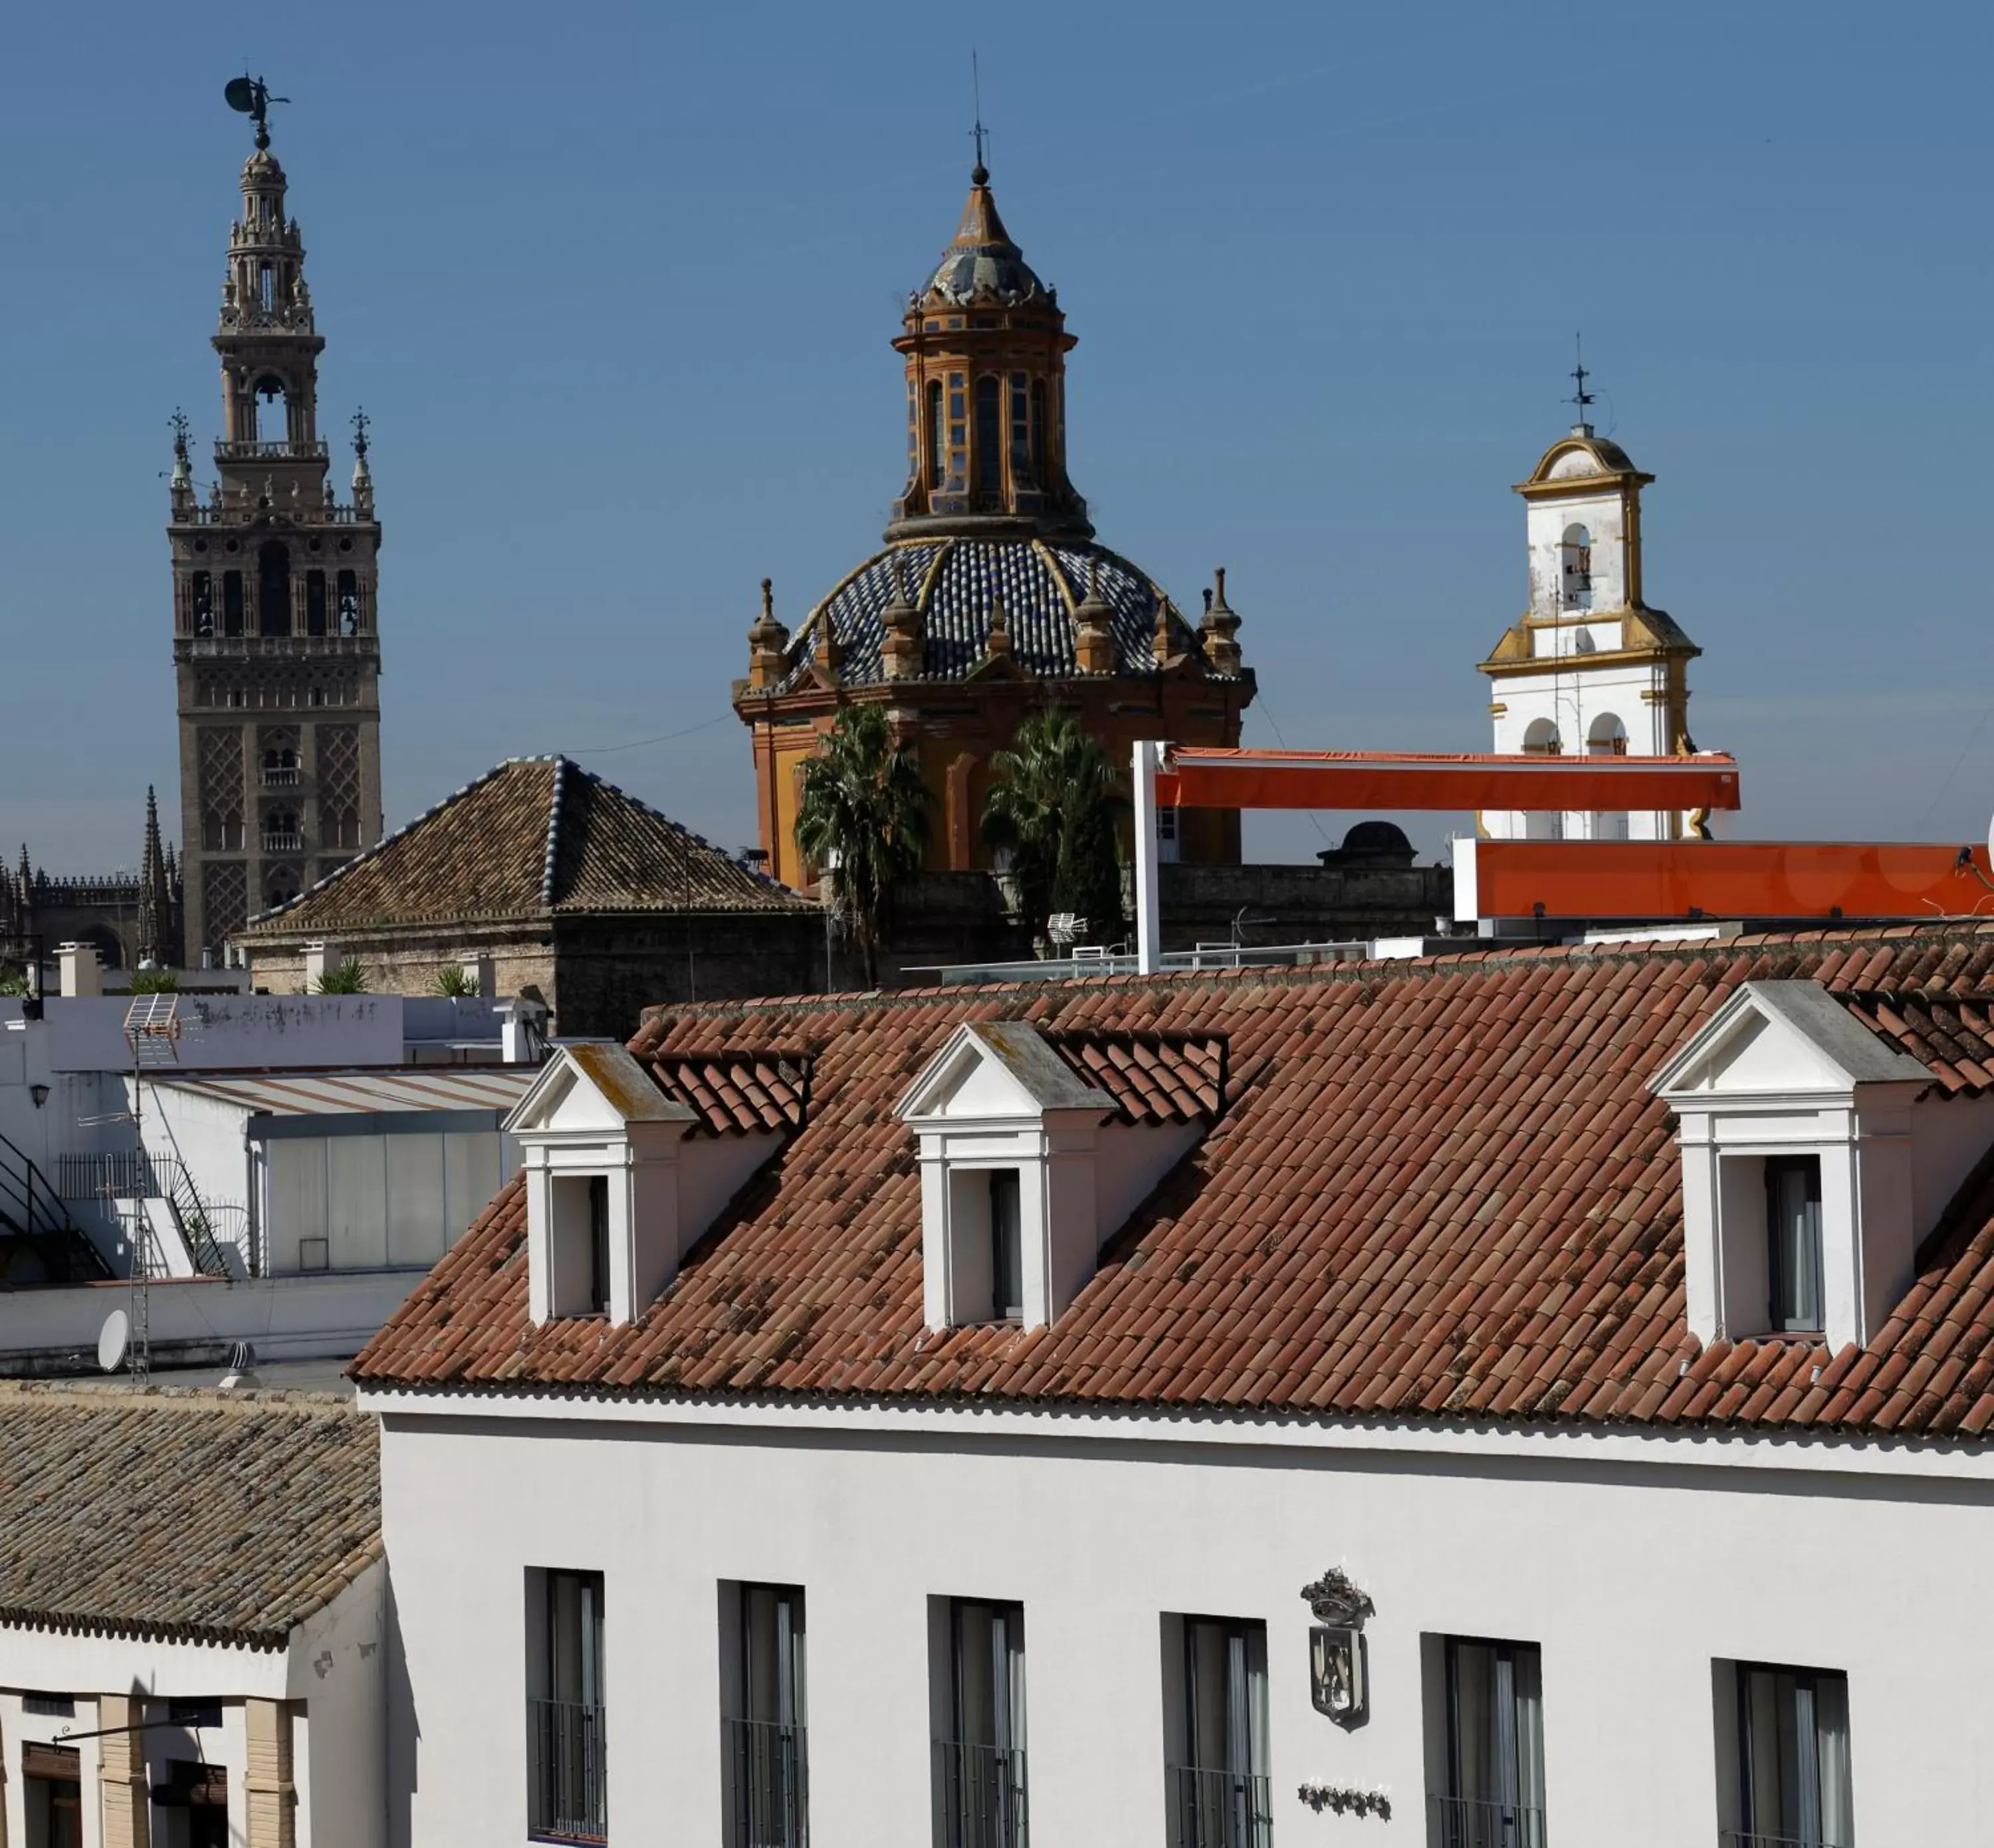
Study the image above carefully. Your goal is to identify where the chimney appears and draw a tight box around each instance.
[462,954,495,999]
[56,943,102,999]
[495,997,549,1065]
[302,942,342,991]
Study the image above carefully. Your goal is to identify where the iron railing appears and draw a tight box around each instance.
[0,1131,111,1283]
[1430,1794,1549,1847]
[1718,1833,1852,1848]
[932,1739,1027,1848]
[260,766,301,787]
[1165,1766,1272,1848]
[722,1717,808,1848]
[214,438,330,461]
[528,1697,606,1842]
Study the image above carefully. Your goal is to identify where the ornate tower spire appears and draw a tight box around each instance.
[138,786,173,967]
[887,162,1089,540]
[169,82,385,959]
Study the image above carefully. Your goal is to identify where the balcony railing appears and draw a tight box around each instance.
[261,832,303,855]
[1718,1833,1851,1848]
[933,1739,1027,1848]
[1430,1795,1549,1848]
[181,635,373,659]
[214,438,330,462]
[260,766,301,787]
[722,1717,808,1848]
[1165,1766,1272,1848]
[528,1697,606,1843]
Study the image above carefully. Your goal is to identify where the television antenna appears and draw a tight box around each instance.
[223,72,289,151]
[118,995,183,1386]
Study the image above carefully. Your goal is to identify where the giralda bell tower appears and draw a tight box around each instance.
[169,79,383,958]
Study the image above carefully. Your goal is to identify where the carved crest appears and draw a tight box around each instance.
[1299,1567,1374,1629]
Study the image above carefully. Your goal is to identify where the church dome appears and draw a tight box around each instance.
[919,166,1047,308]
[773,535,1232,691]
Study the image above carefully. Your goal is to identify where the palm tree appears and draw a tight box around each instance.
[795,704,931,988]
[982,708,1126,953]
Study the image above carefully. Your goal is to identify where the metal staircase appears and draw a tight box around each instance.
[0,1131,113,1284]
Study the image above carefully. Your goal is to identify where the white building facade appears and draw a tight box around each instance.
[357,929,1994,1848]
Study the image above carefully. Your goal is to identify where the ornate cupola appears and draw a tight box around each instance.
[887,162,1089,539]
[733,156,1256,888]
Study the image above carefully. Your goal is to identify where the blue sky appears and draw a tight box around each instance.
[3,1,1990,873]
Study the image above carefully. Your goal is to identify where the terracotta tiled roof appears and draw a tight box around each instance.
[1836,990,1994,1095]
[354,924,1994,1438]
[647,1053,812,1136]
[0,1383,379,1649]
[1046,1032,1225,1123]
[243,756,812,935]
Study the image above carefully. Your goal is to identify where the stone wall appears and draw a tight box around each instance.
[1157,860,1452,950]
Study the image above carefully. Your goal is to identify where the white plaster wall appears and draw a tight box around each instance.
[1488,657,1678,842]
[288,1563,388,1848]
[38,998,407,1075]
[377,1405,1994,1848]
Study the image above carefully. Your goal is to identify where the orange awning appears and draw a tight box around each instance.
[1156,747,1741,814]
[1457,839,1994,921]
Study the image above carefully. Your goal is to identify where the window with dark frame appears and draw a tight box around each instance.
[724,1583,808,1848]
[1767,1155,1825,1333]
[1167,1616,1270,1848]
[935,1599,1027,1848]
[1436,1637,1546,1847]
[529,1568,607,1843]
[587,1175,611,1316]
[988,1170,1023,1324]
[1736,1663,1853,1847]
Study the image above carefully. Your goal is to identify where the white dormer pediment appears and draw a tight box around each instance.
[898,1022,1116,1128]
[1651,981,1931,1105]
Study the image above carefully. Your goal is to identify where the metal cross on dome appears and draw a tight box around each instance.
[1567,332,1595,430]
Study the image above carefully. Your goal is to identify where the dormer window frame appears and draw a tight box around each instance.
[1651,981,1936,1352]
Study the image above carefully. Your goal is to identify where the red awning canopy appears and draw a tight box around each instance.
[1457,839,1994,921]
[1155,747,1742,814]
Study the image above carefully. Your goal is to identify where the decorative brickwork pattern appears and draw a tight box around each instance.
[203,861,249,947]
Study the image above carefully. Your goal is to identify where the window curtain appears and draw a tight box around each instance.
[1814,1674,1854,1847]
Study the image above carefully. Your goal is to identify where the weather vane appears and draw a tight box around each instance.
[352,408,370,462]
[168,407,190,465]
[223,72,289,151]
[1567,332,1595,431]
[970,51,988,177]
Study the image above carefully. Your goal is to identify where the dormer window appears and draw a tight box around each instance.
[1652,981,1941,1350]
[899,1023,1225,1333]
[1767,1156,1824,1334]
[508,1043,808,1328]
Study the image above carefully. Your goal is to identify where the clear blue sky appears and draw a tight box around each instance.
[3,1,1990,873]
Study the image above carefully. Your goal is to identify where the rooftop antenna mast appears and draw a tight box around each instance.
[1567,332,1595,436]
[970,51,988,177]
[223,72,289,150]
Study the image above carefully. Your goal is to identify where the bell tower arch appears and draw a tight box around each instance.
[170,85,384,958]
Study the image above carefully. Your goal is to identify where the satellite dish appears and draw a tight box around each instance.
[223,76,260,114]
[97,1309,130,1374]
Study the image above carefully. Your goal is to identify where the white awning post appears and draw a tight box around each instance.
[1133,741,1164,975]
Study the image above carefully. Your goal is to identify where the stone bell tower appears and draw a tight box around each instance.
[169,95,383,957]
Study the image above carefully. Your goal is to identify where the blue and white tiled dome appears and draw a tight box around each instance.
[780,536,1234,689]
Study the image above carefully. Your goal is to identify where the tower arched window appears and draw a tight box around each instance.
[191,571,214,637]
[974,376,1001,506]
[1031,379,1048,482]
[305,570,328,636]
[1559,524,1593,612]
[258,542,291,637]
[258,263,275,314]
[222,571,245,637]
[1588,713,1630,840]
[254,374,287,443]
[336,570,360,635]
[1522,718,1562,756]
[263,808,300,852]
[927,381,945,490]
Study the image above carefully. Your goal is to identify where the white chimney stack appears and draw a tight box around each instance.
[495,998,549,1066]
[302,942,342,991]
[56,943,102,999]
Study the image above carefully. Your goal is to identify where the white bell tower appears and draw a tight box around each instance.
[1478,388,1702,842]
